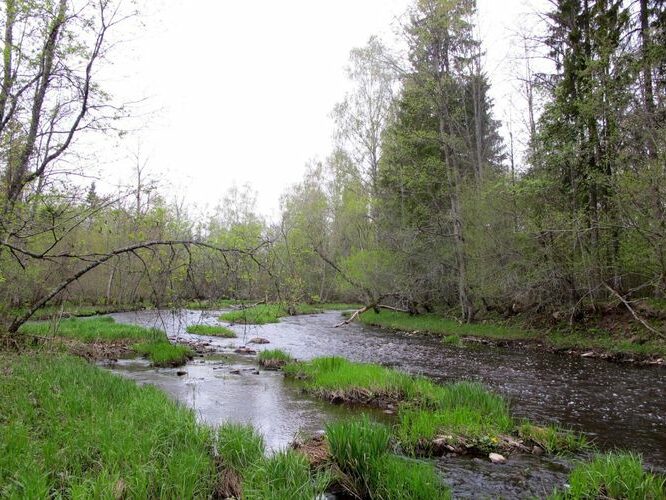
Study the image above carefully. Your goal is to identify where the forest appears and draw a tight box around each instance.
[1,0,665,498]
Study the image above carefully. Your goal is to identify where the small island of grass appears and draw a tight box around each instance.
[185,324,236,338]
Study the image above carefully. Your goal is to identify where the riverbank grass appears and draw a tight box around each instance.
[216,423,330,499]
[551,452,666,499]
[0,353,216,498]
[359,310,666,357]
[257,348,293,369]
[326,417,449,499]
[19,315,165,342]
[284,356,586,456]
[20,316,192,366]
[185,324,236,337]
[359,310,536,341]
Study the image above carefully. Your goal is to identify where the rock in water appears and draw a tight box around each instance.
[248,337,270,344]
[489,453,507,464]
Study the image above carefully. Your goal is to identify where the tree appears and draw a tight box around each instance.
[333,37,397,198]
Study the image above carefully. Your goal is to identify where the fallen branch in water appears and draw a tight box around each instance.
[604,283,665,339]
[334,302,409,328]
[229,300,266,310]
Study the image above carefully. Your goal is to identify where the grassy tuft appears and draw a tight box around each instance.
[0,353,216,498]
[518,423,590,454]
[397,382,514,453]
[219,303,326,324]
[217,423,265,471]
[19,316,165,343]
[257,349,293,369]
[326,417,449,499]
[242,450,331,500]
[133,341,193,367]
[551,452,666,499]
[186,324,236,337]
[220,304,287,325]
[442,334,463,346]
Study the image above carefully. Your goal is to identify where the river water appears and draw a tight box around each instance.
[109,309,665,498]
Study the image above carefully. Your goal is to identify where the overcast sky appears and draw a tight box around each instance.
[96,0,548,220]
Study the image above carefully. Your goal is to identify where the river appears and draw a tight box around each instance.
[109,309,665,498]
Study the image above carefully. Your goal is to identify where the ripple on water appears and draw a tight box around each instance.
[110,309,666,484]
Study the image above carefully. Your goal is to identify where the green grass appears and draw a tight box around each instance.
[396,383,514,453]
[317,303,364,310]
[19,316,165,343]
[285,356,585,456]
[518,422,590,454]
[220,304,288,324]
[132,341,193,367]
[326,417,449,499]
[219,303,325,325]
[185,324,236,337]
[183,298,253,310]
[0,353,217,498]
[283,356,414,402]
[359,310,536,341]
[11,302,143,321]
[548,329,666,357]
[282,356,504,410]
[257,349,293,369]
[442,334,463,346]
[242,450,331,500]
[551,452,666,499]
[217,423,265,471]
[360,310,666,357]
[216,423,331,499]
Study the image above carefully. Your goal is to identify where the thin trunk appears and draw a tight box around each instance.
[439,114,474,322]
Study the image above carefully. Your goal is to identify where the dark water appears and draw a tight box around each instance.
[110,309,665,498]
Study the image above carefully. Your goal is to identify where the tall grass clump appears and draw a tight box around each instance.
[283,356,413,402]
[216,423,265,471]
[242,450,331,500]
[220,302,326,324]
[326,417,449,499]
[220,304,287,324]
[551,452,665,499]
[398,382,514,453]
[518,423,590,454]
[257,349,293,369]
[186,324,236,337]
[132,341,193,367]
[0,353,216,498]
[19,316,165,343]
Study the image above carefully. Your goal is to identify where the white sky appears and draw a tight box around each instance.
[96,0,548,220]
